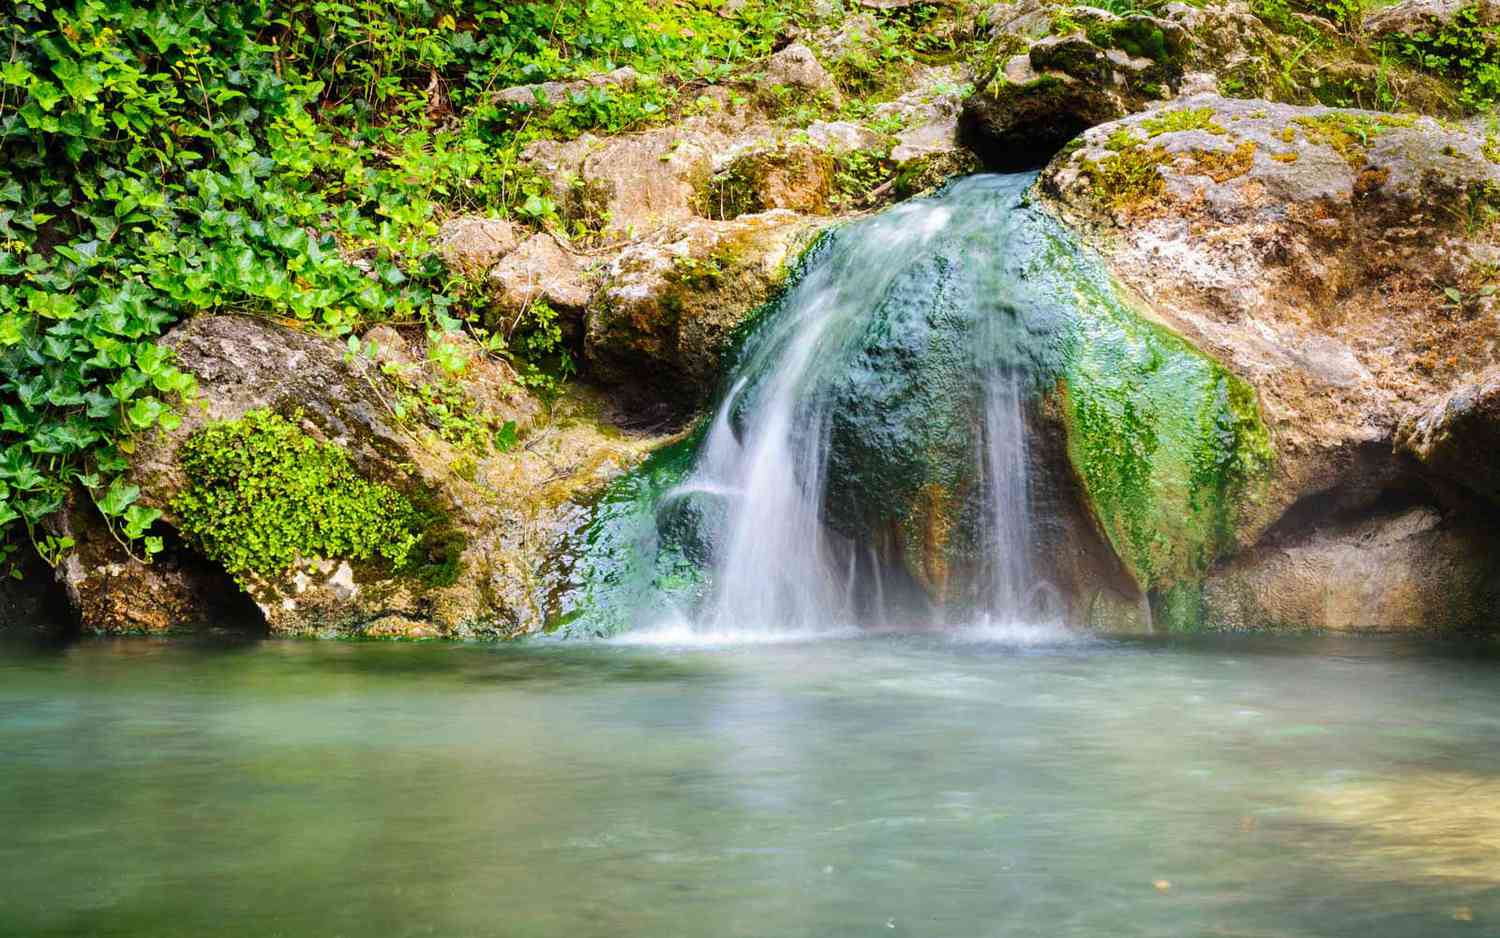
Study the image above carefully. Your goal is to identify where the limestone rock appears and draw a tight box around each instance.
[1200,507,1500,632]
[762,43,842,107]
[1365,0,1500,41]
[803,120,886,154]
[705,145,837,218]
[520,129,718,239]
[1037,95,1500,631]
[586,212,827,413]
[875,66,971,176]
[487,232,595,329]
[1042,95,1500,542]
[1397,367,1500,504]
[494,67,639,110]
[1165,1,1280,96]
[68,315,659,638]
[435,216,520,274]
[584,130,718,237]
[963,8,1190,169]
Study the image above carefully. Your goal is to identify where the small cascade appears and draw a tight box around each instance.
[551,172,1277,641]
[662,174,1060,633]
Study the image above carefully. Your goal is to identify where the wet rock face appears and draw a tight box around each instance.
[1397,368,1500,505]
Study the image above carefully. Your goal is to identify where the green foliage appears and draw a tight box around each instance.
[0,0,797,565]
[1393,4,1500,110]
[832,148,895,210]
[172,409,424,578]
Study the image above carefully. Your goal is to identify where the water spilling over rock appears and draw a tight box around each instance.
[550,174,1276,638]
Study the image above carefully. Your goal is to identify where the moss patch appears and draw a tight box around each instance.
[1140,107,1227,137]
[1292,113,1417,168]
[172,410,433,581]
[1186,141,1258,182]
[1056,274,1275,605]
[1081,135,1170,215]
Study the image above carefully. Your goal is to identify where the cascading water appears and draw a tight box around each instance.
[658,174,1062,633]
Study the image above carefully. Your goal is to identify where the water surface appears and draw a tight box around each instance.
[3,631,1498,936]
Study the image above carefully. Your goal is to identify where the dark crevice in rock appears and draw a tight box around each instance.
[153,529,269,637]
[959,108,1092,172]
[0,553,76,638]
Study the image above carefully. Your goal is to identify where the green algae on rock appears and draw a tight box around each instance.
[1057,285,1275,596]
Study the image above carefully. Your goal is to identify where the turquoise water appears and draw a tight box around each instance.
[3,631,1499,937]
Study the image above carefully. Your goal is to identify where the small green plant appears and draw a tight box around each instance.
[1394,4,1500,110]
[172,410,426,579]
[832,148,895,209]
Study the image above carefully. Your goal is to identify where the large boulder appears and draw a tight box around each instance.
[59,316,664,637]
[1043,95,1500,533]
[1040,95,1500,630]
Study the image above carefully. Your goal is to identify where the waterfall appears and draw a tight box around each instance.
[552,172,1274,641]
[660,174,1059,634]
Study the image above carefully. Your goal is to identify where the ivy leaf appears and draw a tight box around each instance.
[97,480,141,518]
[28,80,62,112]
[127,396,165,429]
[123,504,163,538]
